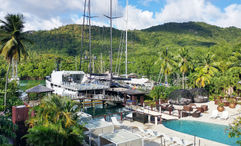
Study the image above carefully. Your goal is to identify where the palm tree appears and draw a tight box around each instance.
[158,48,176,84]
[0,14,30,108]
[178,48,191,89]
[193,53,218,88]
[25,95,84,145]
[150,86,167,110]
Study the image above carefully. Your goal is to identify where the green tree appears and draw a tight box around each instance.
[0,115,17,145]
[24,95,84,146]
[193,53,218,88]
[228,116,241,145]
[158,48,176,84]
[177,48,191,89]
[0,14,29,108]
[150,86,167,101]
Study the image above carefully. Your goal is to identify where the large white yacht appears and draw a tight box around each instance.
[46,70,109,98]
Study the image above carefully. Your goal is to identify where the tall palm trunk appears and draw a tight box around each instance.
[4,62,11,108]
[165,73,168,84]
[182,72,185,89]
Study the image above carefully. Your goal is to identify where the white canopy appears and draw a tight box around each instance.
[84,119,114,135]
[99,129,143,146]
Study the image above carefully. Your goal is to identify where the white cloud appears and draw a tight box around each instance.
[115,0,241,30]
[215,4,241,28]
[156,0,221,23]
[24,15,63,31]
[140,0,159,6]
[71,15,109,27]
[114,5,158,30]
[0,0,241,31]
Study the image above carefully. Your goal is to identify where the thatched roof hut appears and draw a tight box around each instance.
[189,88,209,103]
[26,85,53,93]
[168,89,193,105]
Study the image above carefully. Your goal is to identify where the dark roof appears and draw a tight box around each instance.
[189,88,208,96]
[26,85,53,93]
[122,89,146,95]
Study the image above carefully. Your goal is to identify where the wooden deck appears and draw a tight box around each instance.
[126,105,179,121]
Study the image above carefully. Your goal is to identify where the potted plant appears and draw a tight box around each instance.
[215,96,221,105]
[217,102,225,112]
[229,98,236,108]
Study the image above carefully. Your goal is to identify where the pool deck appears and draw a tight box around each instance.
[122,101,241,146]
[122,120,227,146]
[176,101,241,126]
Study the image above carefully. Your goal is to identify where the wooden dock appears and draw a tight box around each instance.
[126,105,178,125]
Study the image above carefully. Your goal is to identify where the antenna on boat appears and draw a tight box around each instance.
[125,0,128,78]
[104,0,121,85]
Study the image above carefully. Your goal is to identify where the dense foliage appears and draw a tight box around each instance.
[0,14,30,108]
[0,115,17,146]
[228,116,241,144]
[0,79,23,117]
[24,95,84,146]
[1,21,241,95]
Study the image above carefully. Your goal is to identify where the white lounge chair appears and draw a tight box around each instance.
[173,137,183,145]
[137,127,150,134]
[220,111,229,120]
[209,110,219,119]
[111,117,122,126]
[173,137,193,146]
[146,129,163,137]
[100,118,106,122]
[137,127,152,139]
[162,134,175,145]
[182,139,193,146]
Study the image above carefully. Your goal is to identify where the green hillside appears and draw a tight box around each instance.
[26,21,241,56]
[1,21,241,83]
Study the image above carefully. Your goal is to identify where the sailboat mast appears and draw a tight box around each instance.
[110,0,113,83]
[80,0,87,71]
[125,0,128,78]
[101,53,103,73]
[88,0,92,75]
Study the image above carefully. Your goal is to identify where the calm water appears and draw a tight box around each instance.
[163,120,240,146]
[19,80,45,91]
[83,104,130,121]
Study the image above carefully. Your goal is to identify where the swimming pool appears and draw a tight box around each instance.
[163,120,240,146]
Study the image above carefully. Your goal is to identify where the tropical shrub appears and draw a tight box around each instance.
[0,80,23,117]
[150,86,167,101]
[228,116,241,144]
[0,115,17,146]
[24,95,84,146]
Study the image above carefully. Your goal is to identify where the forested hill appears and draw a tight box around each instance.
[14,21,240,80]
[25,21,241,57]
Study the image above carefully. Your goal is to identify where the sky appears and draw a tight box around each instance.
[0,0,241,31]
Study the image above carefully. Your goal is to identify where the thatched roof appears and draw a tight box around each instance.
[169,89,193,100]
[26,85,53,93]
[189,88,209,103]
[189,88,208,96]
[168,89,193,105]
[122,89,146,95]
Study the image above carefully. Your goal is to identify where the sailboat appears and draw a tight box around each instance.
[45,0,109,98]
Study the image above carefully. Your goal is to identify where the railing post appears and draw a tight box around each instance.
[104,115,106,121]
[194,136,196,146]
[120,112,123,121]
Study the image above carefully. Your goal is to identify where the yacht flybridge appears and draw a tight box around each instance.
[46,70,109,97]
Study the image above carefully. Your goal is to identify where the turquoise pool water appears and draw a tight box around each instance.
[163,120,240,146]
